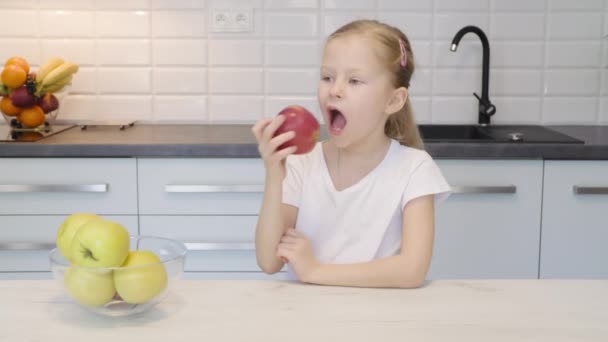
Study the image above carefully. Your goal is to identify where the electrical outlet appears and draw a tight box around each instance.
[211,8,253,33]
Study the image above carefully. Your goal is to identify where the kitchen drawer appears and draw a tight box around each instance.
[137,158,265,215]
[140,215,282,272]
[0,158,137,215]
[0,215,138,272]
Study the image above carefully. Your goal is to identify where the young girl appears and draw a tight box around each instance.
[251,20,450,288]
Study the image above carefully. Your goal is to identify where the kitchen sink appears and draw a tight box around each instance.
[418,124,584,144]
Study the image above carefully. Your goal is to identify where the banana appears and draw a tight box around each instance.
[41,62,78,87]
[41,75,72,94]
[36,57,64,83]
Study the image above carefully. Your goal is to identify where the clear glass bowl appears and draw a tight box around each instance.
[2,85,70,132]
[49,235,187,317]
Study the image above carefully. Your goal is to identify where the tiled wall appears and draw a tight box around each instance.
[1,0,607,125]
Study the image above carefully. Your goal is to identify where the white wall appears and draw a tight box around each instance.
[1,0,607,125]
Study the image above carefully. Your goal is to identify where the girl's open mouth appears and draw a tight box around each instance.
[328,107,347,135]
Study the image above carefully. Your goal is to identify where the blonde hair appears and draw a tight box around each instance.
[327,20,424,150]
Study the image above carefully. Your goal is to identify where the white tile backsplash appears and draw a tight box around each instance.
[1,1,606,125]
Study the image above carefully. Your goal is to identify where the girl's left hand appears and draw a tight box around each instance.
[276,228,319,282]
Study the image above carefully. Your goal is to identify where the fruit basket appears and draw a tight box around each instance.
[49,235,187,317]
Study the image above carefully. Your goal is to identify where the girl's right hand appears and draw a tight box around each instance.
[251,116,297,178]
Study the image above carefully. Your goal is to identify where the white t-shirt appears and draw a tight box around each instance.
[282,139,451,279]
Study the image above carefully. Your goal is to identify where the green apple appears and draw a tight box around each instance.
[114,250,168,304]
[55,213,100,262]
[64,267,116,307]
[70,219,130,268]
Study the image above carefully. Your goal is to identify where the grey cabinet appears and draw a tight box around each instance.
[540,161,608,279]
[428,160,544,279]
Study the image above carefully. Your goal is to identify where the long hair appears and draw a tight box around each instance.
[327,20,424,150]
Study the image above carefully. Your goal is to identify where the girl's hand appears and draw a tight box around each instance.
[277,228,320,282]
[251,116,297,178]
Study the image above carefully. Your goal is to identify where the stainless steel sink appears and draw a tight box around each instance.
[418,125,584,144]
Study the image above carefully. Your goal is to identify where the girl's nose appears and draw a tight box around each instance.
[329,81,344,98]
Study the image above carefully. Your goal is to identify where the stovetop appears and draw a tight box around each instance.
[0,124,76,142]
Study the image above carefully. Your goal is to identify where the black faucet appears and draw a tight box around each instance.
[450,25,496,126]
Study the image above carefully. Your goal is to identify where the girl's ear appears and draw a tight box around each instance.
[385,86,408,115]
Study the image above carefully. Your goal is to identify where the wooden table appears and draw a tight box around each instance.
[1,279,606,341]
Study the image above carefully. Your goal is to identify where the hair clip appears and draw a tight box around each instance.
[398,39,407,68]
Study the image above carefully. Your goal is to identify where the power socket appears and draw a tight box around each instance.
[211,8,253,33]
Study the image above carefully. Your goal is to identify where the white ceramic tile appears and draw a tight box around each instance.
[153,40,207,65]
[96,0,149,9]
[209,68,263,93]
[208,0,262,7]
[602,70,608,95]
[491,70,542,96]
[60,95,98,120]
[542,97,598,124]
[322,12,375,37]
[409,69,432,96]
[544,70,600,95]
[409,96,431,123]
[600,98,608,123]
[41,39,95,66]
[491,14,545,40]
[40,0,95,9]
[491,0,545,11]
[548,13,603,39]
[323,0,374,10]
[435,0,489,11]
[98,68,152,93]
[264,0,317,9]
[377,0,432,11]
[209,95,264,122]
[265,96,321,120]
[548,0,603,11]
[97,40,151,65]
[265,13,318,37]
[434,14,489,39]
[410,41,432,67]
[545,42,601,67]
[0,0,38,9]
[266,41,319,66]
[209,40,263,65]
[432,70,482,95]
[152,11,206,37]
[0,39,40,67]
[153,95,207,121]
[265,69,317,95]
[431,97,479,123]
[491,42,544,67]
[151,0,206,9]
[39,10,95,37]
[490,97,542,124]
[68,67,97,94]
[434,41,482,67]
[0,10,38,37]
[153,68,207,94]
[96,95,152,120]
[378,13,433,40]
[96,11,149,37]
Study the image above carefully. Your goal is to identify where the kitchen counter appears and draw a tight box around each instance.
[1,124,608,159]
[1,279,606,341]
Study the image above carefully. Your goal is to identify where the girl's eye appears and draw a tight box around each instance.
[321,76,332,82]
[349,78,362,84]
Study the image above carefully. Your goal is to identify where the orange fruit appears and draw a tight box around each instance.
[1,65,27,88]
[5,56,30,74]
[0,96,22,116]
[18,105,45,128]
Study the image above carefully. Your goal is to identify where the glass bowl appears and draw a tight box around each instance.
[49,235,187,317]
[2,85,70,132]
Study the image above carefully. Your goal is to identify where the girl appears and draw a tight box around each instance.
[251,20,450,288]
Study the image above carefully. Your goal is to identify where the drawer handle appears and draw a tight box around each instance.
[0,184,108,193]
[0,242,55,251]
[451,185,516,194]
[165,185,264,193]
[184,242,255,251]
[573,186,608,195]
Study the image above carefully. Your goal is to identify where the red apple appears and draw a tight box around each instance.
[9,86,36,108]
[273,105,320,155]
[38,93,59,113]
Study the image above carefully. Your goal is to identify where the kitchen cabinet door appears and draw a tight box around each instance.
[540,161,608,279]
[427,160,543,279]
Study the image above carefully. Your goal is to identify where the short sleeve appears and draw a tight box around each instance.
[282,155,304,207]
[401,158,451,209]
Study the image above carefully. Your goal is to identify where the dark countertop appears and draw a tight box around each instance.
[1,124,608,160]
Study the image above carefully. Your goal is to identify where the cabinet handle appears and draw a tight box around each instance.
[165,185,264,193]
[184,242,255,251]
[451,185,516,194]
[0,242,55,251]
[0,184,108,193]
[573,186,608,195]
